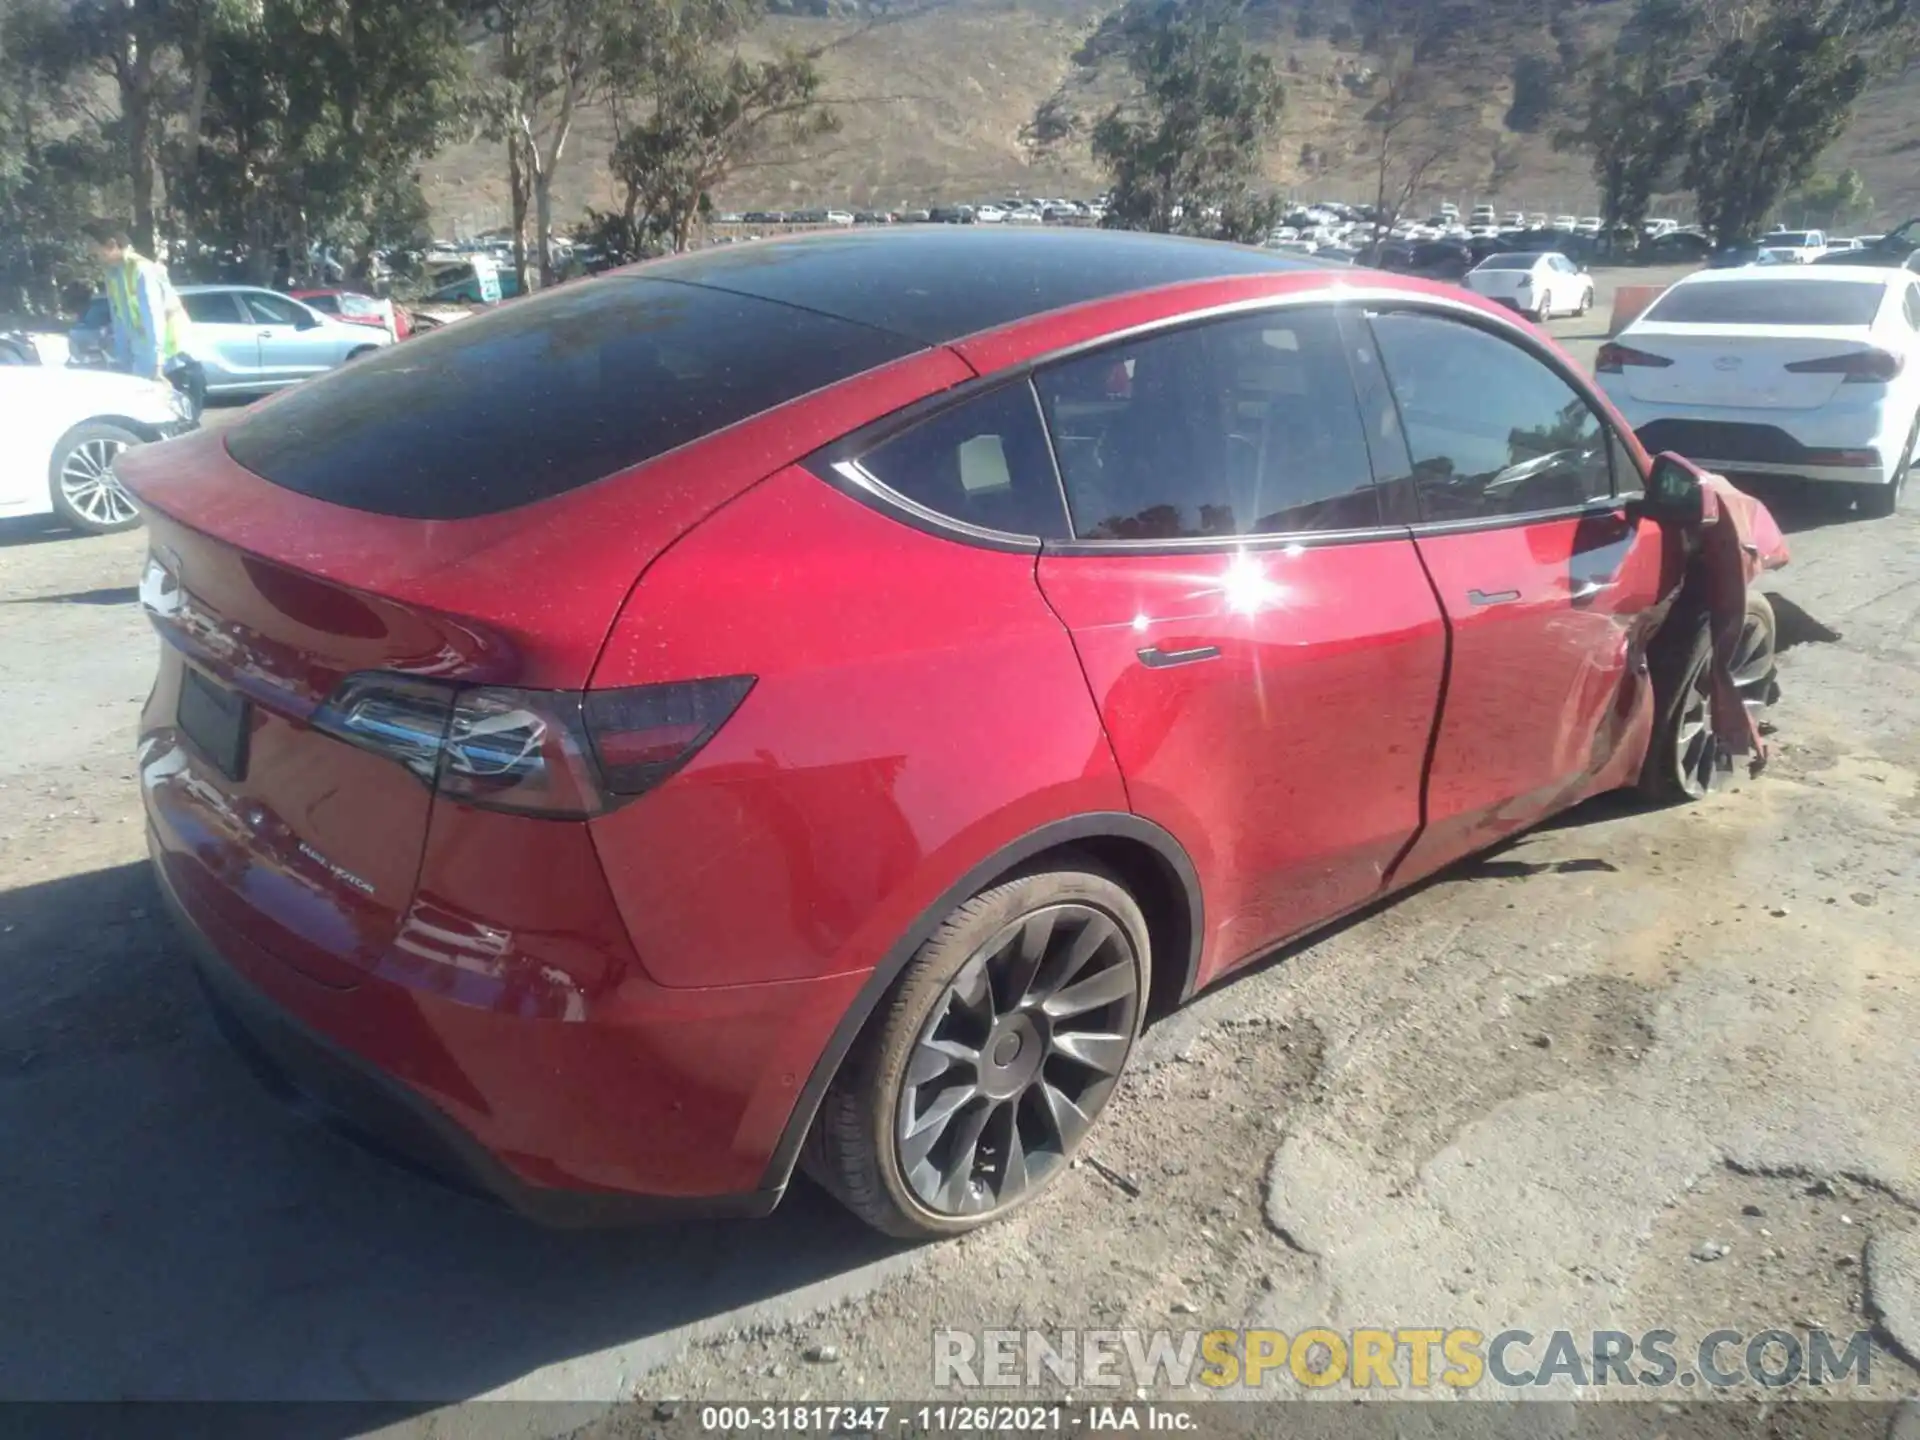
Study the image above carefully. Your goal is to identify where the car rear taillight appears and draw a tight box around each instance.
[311,674,753,818]
[1596,343,1674,373]
[1783,349,1904,383]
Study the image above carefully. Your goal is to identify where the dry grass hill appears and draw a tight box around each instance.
[418,0,1920,237]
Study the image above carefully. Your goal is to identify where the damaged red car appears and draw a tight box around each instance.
[124,227,1788,1239]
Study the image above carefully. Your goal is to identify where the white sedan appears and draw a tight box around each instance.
[1596,267,1920,517]
[1460,251,1596,321]
[0,365,192,534]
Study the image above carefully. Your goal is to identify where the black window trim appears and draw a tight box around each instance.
[808,284,1644,555]
[1357,298,1643,536]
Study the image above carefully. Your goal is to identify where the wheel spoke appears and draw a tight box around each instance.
[1051,1029,1130,1076]
[903,1080,973,1142]
[1041,960,1135,1021]
[1033,1079,1093,1152]
[936,1098,995,1211]
[1030,911,1116,1002]
[1730,626,1773,688]
[999,1106,1030,1201]
[998,909,1057,1010]
[950,952,996,1022]
[906,1035,980,1086]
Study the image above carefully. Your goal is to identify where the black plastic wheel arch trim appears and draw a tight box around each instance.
[758,810,1204,1192]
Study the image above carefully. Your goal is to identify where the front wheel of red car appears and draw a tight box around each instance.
[808,863,1150,1238]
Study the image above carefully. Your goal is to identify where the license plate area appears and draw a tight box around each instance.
[179,666,251,780]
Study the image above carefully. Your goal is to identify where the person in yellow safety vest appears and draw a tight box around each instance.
[84,220,202,418]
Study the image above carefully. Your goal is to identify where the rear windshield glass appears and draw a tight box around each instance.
[1761,232,1812,246]
[1645,280,1885,327]
[225,277,920,519]
[1475,254,1540,269]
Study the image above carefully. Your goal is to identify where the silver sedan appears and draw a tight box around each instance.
[177,285,392,397]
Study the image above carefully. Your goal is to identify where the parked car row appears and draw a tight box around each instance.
[721,196,1114,228]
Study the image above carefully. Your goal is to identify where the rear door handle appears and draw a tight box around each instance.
[1467,588,1521,607]
[1137,644,1221,669]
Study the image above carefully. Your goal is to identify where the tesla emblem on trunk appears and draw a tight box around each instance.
[1714,355,1743,371]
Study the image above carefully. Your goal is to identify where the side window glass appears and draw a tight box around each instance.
[1610,432,1644,494]
[1033,306,1381,540]
[853,382,1069,539]
[243,292,303,326]
[1369,311,1613,520]
[1904,285,1920,332]
[182,291,241,324]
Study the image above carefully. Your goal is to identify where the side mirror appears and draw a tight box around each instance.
[295,309,320,330]
[1642,452,1706,526]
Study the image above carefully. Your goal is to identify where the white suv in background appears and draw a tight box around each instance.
[1759,230,1828,264]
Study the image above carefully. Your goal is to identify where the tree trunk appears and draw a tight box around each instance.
[128,95,155,253]
[508,136,533,297]
[175,37,213,270]
[534,168,555,287]
[529,72,584,288]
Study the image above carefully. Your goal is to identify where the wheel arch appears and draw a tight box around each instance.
[760,811,1204,1192]
[49,413,168,460]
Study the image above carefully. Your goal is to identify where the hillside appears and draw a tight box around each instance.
[418,0,1920,238]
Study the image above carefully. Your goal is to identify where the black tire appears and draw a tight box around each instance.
[47,420,145,534]
[807,861,1151,1239]
[1855,413,1915,519]
[1576,285,1594,317]
[345,345,378,362]
[1637,614,1715,803]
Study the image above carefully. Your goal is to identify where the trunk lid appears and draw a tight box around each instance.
[122,427,747,987]
[1613,324,1874,409]
[1465,269,1533,302]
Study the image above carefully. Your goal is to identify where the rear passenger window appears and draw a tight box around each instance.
[243,292,306,327]
[1369,311,1613,519]
[227,278,919,519]
[1033,307,1381,540]
[855,383,1068,539]
[181,291,243,324]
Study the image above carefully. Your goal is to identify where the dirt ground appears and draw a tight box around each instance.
[0,275,1916,1426]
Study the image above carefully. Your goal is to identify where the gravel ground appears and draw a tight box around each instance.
[1,268,1916,1423]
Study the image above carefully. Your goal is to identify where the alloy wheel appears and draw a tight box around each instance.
[894,903,1140,1218]
[58,438,137,527]
[1729,609,1775,714]
[1673,658,1715,799]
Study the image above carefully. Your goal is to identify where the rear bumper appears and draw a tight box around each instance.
[1682,457,1888,487]
[1622,409,1905,488]
[154,844,786,1226]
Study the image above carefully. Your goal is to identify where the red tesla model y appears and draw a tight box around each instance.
[125,227,1761,1237]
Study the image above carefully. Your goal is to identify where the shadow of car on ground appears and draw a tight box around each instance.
[0,860,913,1414]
